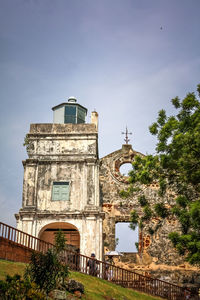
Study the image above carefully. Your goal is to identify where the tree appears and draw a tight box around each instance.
[127,84,200,265]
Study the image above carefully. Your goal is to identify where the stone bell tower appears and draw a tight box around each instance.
[15,97,104,260]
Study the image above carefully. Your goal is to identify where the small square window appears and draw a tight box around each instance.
[52,182,70,201]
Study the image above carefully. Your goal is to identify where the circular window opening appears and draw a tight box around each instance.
[119,163,132,177]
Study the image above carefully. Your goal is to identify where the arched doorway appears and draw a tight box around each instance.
[39,222,80,251]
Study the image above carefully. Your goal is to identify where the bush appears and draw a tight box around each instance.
[0,274,46,299]
[0,231,70,298]
[25,249,68,294]
[25,230,69,295]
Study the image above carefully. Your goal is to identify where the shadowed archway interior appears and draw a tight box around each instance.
[39,222,80,251]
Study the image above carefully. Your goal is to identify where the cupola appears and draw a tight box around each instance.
[52,97,87,124]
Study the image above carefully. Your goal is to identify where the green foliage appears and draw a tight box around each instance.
[25,231,69,294]
[148,228,155,235]
[142,205,152,220]
[128,84,200,265]
[119,190,130,199]
[135,242,139,251]
[157,109,167,126]
[154,203,169,218]
[171,206,181,217]
[138,195,148,207]
[25,250,59,294]
[129,210,139,230]
[55,229,67,253]
[189,200,200,231]
[197,84,200,97]
[158,179,167,196]
[23,134,29,147]
[149,122,158,135]
[168,232,180,245]
[175,195,188,208]
[179,211,190,234]
[0,274,46,299]
[169,231,200,265]
[115,238,119,248]
[171,96,180,108]
[119,184,140,198]
[139,220,144,229]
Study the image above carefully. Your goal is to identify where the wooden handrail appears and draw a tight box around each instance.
[0,222,54,253]
[0,222,192,300]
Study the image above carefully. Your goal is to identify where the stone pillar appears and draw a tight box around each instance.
[91,111,98,130]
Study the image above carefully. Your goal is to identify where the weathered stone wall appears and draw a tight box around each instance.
[100,144,180,263]
[22,161,98,212]
[27,123,98,160]
[20,123,100,211]
[16,122,104,260]
[111,256,200,289]
[99,144,200,287]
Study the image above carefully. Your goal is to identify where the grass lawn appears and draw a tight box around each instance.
[0,259,26,280]
[69,271,162,300]
[0,259,161,300]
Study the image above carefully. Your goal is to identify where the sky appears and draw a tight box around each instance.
[0,0,200,251]
[116,223,139,252]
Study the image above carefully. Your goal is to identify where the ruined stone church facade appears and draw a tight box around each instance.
[15,98,199,286]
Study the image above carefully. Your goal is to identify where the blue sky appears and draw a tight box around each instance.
[0,0,200,250]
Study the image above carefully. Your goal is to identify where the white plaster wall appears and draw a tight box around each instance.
[17,216,103,260]
[16,217,36,241]
[30,218,103,260]
[28,138,96,157]
[53,106,65,123]
[34,162,99,212]
[81,216,103,259]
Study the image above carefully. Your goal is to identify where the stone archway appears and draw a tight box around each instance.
[39,222,80,251]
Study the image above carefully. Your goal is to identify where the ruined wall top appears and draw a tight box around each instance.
[29,123,97,135]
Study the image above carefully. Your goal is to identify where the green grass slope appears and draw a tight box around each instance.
[0,259,26,280]
[0,259,161,300]
[69,271,161,300]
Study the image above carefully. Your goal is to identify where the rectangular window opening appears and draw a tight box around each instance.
[115,222,139,253]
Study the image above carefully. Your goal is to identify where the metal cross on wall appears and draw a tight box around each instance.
[122,127,132,144]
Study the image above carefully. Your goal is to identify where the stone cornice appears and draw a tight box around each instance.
[22,157,99,165]
[27,133,98,138]
[16,209,105,219]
